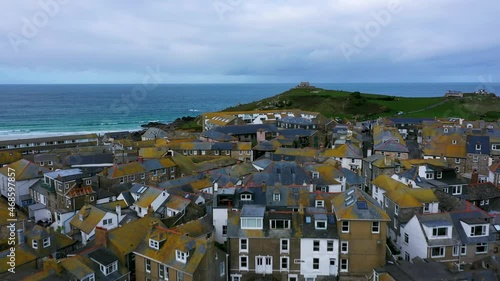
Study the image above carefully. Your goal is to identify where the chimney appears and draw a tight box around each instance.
[94,226,108,247]
[309,181,314,193]
[138,156,144,163]
[37,169,43,176]
[214,182,218,193]
[116,204,122,220]
[17,228,25,244]
[367,149,372,157]
[471,169,479,184]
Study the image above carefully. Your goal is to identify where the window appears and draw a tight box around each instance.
[340,259,348,272]
[452,139,457,144]
[436,172,442,179]
[241,218,263,229]
[315,200,324,208]
[32,239,38,249]
[240,239,248,252]
[141,173,145,179]
[220,261,225,276]
[452,185,462,195]
[404,233,409,244]
[222,225,227,236]
[43,238,50,248]
[240,256,248,270]
[225,150,230,155]
[341,241,348,253]
[119,177,125,184]
[473,155,479,163]
[281,256,289,271]
[423,203,430,213]
[176,250,188,263]
[281,239,289,253]
[394,205,399,215]
[327,240,334,252]
[153,170,158,176]
[145,259,151,273]
[453,245,459,256]
[341,221,350,233]
[102,218,113,225]
[313,258,320,270]
[102,261,118,276]
[476,243,488,254]
[476,144,482,150]
[444,128,449,133]
[214,150,219,156]
[460,244,467,256]
[271,220,290,229]
[452,245,466,257]
[426,172,434,179]
[470,225,487,236]
[455,158,461,164]
[313,240,320,251]
[149,239,159,250]
[432,227,448,237]
[405,252,410,261]
[315,220,327,230]
[177,271,184,281]
[162,168,167,174]
[240,194,252,201]
[372,221,380,233]
[493,144,500,151]
[130,175,135,181]
[231,275,242,281]
[431,246,445,258]
[159,265,168,280]
[273,193,280,201]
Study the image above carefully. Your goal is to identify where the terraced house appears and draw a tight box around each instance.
[331,187,390,279]
[133,221,227,281]
[423,134,467,174]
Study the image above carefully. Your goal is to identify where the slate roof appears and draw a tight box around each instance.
[243,161,311,187]
[63,153,114,166]
[134,187,167,209]
[214,124,278,135]
[88,248,118,266]
[450,210,497,245]
[0,159,49,180]
[278,129,316,137]
[200,130,236,142]
[60,255,94,280]
[332,187,390,221]
[416,213,459,246]
[374,139,409,153]
[466,135,490,154]
[70,205,107,234]
[279,116,315,125]
[490,161,500,174]
[460,183,500,201]
[142,127,169,139]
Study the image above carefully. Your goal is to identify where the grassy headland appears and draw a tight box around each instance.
[178,87,499,131]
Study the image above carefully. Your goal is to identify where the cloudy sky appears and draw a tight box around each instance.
[1,0,499,83]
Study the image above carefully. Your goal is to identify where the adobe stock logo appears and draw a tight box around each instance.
[339,0,403,62]
[7,0,70,54]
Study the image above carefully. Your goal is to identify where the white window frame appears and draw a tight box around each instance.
[473,155,479,163]
[280,239,289,253]
[404,233,409,244]
[470,225,487,237]
[239,256,248,271]
[340,259,348,272]
[455,158,461,164]
[315,220,327,230]
[145,258,151,273]
[327,240,334,252]
[430,246,445,258]
[149,239,159,250]
[436,171,442,179]
[86,179,92,185]
[315,200,324,208]
[372,221,380,233]
[312,257,320,270]
[341,221,350,233]
[452,185,462,195]
[176,250,188,263]
[240,238,248,252]
[280,256,289,272]
[476,144,481,150]
[43,237,50,248]
[476,243,488,254]
[240,194,252,201]
[32,239,38,249]
[341,241,349,254]
[313,240,320,252]
[432,227,448,237]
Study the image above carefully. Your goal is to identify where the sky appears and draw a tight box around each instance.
[1,0,499,84]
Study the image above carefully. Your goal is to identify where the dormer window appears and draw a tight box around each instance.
[273,192,280,202]
[315,220,327,230]
[315,200,324,208]
[149,239,159,250]
[312,172,319,179]
[32,239,38,249]
[432,227,448,237]
[436,172,442,179]
[425,172,434,179]
[241,194,252,201]
[100,261,118,276]
[476,144,481,150]
[43,237,50,248]
[452,140,457,144]
[86,179,92,185]
[241,217,263,229]
[444,128,449,133]
[471,225,487,237]
[176,250,188,263]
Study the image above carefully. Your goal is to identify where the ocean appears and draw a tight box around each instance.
[0,82,498,140]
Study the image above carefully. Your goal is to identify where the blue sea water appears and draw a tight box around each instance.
[0,82,498,140]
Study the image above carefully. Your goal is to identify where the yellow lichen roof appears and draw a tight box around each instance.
[385,188,438,208]
[135,187,166,209]
[107,216,165,257]
[165,195,191,211]
[331,188,390,221]
[70,205,107,234]
[371,175,407,192]
[60,255,94,279]
[400,159,448,169]
[109,162,145,178]
[139,147,169,159]
[235,142,252,150]
[274,147,319,157]
[158,157,176,167]
[189,178,212,191]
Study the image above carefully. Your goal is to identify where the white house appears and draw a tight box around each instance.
[70,204,125,245]
[131,186,169,218]
[0,159,49,207]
